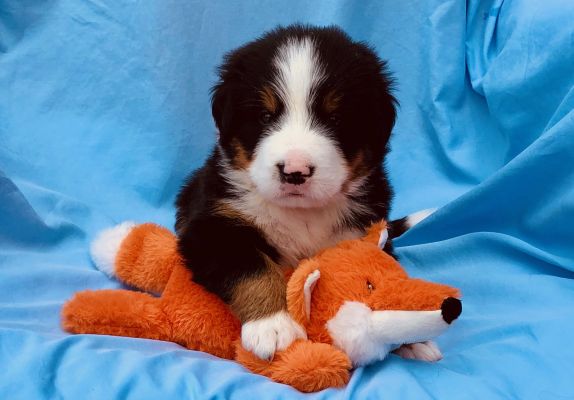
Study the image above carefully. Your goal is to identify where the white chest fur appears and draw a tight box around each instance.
[223,191,364,266]
[259,203,363,266]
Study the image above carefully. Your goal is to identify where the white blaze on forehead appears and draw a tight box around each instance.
[272,37,324,125]
[248,37,349,208]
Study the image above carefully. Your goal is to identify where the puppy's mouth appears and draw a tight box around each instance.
[265,182,343,209]
[273,180,345,209]
[279,182,310,197]
[283,191,306,198]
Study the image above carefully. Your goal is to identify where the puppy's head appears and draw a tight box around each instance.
[213,25,396,208]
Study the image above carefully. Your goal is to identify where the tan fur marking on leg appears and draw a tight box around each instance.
[230,255,287,322]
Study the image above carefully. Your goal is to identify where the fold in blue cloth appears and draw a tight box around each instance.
[1,0,573,398]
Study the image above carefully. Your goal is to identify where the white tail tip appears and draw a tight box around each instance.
[90,221,136,277]
[406,208,437,228]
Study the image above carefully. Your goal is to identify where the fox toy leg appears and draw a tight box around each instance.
[161,264,241,359]
[236,340,351,392]
[91,222,182,294]
[62,268,240,359]
[62,289,172,341]
[82,222,240,359]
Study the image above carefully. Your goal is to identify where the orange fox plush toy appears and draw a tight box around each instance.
[62,221,461,392]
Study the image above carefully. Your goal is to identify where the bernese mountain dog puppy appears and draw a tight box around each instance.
[175,25,430,360]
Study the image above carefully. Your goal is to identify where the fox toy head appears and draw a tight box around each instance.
[287,221,462,366]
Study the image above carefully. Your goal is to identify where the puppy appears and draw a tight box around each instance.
[176,25,427,360]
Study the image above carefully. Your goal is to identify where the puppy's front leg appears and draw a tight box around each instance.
[178,217,305,360]
[231,259,306,360]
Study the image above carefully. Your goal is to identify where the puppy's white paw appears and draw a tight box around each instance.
[241,311,307,360]
[394,341,443,362]
[90,221,136,277]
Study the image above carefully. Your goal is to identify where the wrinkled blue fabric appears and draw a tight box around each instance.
[1,0,573,398]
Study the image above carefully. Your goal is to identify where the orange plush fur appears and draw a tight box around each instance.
[62,221,461,392]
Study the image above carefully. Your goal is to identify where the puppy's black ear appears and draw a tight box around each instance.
[354,43,397,151]
[211,82,231,135]
[376,61,398,147]
[379,89,397,147]
[212,46,248,139]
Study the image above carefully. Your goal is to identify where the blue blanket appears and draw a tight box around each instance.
[1,0,573,398]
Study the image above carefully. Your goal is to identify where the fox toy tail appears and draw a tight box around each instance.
[90,222,183,294]
[64,222,241,360]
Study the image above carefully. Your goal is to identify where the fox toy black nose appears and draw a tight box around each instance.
[441,297,462,324]
[277,163,315,185]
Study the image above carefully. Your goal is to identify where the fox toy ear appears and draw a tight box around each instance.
[303,270,321,320]
[287,259,321,328]
[362,220,388,246]
[378,228,389,250]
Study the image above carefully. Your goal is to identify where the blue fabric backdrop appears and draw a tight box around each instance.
[1,0,573,398]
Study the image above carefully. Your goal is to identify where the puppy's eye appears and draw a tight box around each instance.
[366,281,374,292]
[329,113,340,126]
[260,111,273,125]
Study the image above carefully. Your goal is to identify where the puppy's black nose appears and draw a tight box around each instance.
[277,163,315,185]
[441,297,462,324]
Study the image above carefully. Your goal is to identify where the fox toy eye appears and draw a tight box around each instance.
[366,281,374,292]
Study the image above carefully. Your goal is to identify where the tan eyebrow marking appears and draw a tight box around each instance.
[323,90,342,114]
[260,85,278,114]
